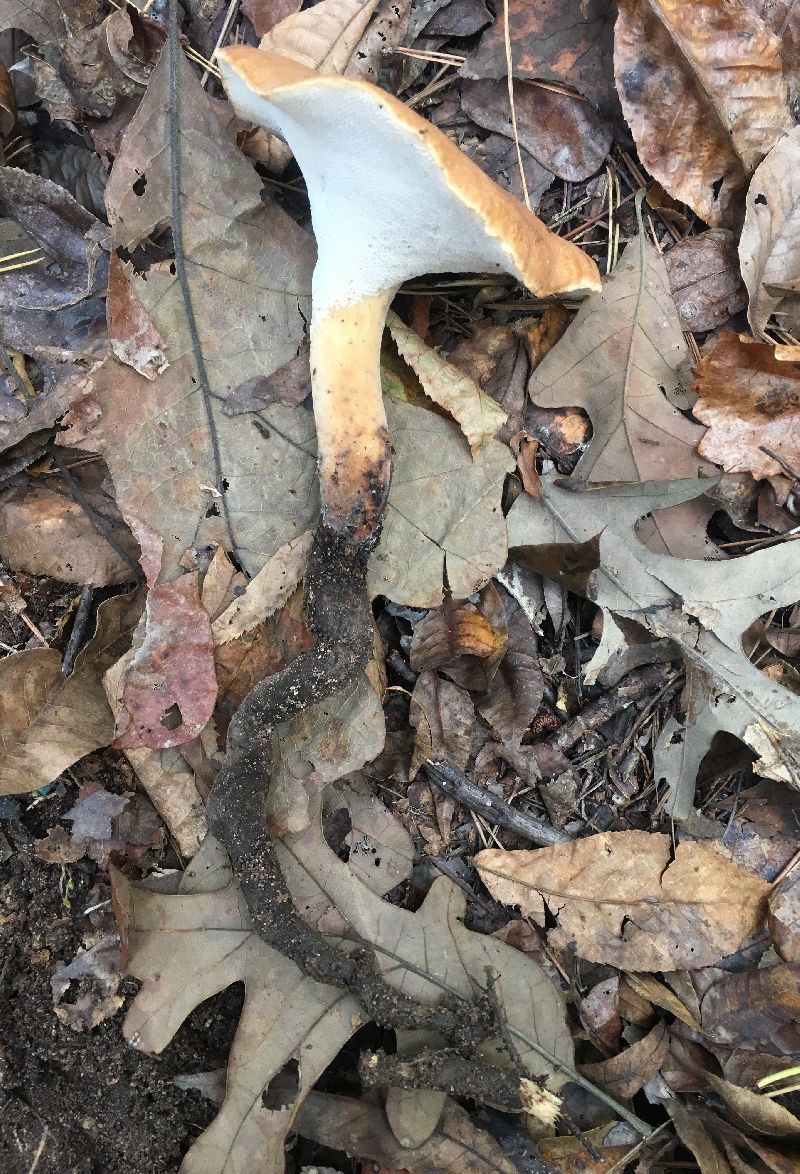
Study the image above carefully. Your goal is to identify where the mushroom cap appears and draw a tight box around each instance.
[218,47,601,311]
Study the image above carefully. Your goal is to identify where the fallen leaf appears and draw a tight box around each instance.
[107,249,167,379]
[241,0,302,38]
[409,669,476,779]
[666,1102,733,1174]
[211,531,314,644]
[700,961,800,1054]
[387,311,507,457]
[614,0,792,227]
[119,743,209,859]
[462,0,617,118]
[477,595,543,746]
[665,229,748,332]
[0,589,143,795]
[580,1019,669,1099]
[738,125,800,338]
[527,226,714,556]
[50,933,123,1032]
[113,837,365,1174]
[579,977,622,1052]
[507,477,800,788]
[707,1075,800,1137]
[259,0,381,73]
[475,832,770,970]
[461,79,612,183]
[113,573,217,750]
[103,44,314,394]
[769,872,800,963]
[410,584,508,690]
[296,1092,519,1173]
[0,474,139,586]
[743,0,800,116]
[223,349,311,416]
[693,333,800,478]
[368,400,516,606]
[0,0,96,43]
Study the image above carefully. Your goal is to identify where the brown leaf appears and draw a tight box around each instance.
[296,1092,519,1173]
[259,0,381,73]
[107,250,167,379]
[387,311,507,456]
[410,584,508,690]
[614,0,792,228]
[223,348,311,416]
[527,227,714,555]
[242,0,302,38]
[103,44,314,394]
[0,0,98,42]
[700,962,800,1053]
[739,125,800,338]
[707,1074,800,1137]
[211,531,313,644]
[578,976,622,1051]
[769,872,800,963]
[463,0,617,117]
[0,589,143,795]
[665,229,748,332]
[409,669,476,778]
[113,839,365,1172]
[693,333,800,478]
[580,1019,669,1099]
[461,79,612,183]
[475,832,770,970]
[50,934,123,1032]
[743,0,800,116]
[113,574,216,750]
[0,475,139,586]
[477,598,543,745]
[667,1102,733,1174]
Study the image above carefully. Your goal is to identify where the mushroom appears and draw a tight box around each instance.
[217,46,601,545]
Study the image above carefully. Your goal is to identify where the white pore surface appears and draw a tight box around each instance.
[223,68,517,311]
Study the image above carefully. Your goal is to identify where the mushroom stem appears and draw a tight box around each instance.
[311,290,394,542]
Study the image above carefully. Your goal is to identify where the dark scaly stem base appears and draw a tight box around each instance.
[206,523,495,1045]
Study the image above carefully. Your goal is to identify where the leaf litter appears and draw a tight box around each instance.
[2,0,800,1172]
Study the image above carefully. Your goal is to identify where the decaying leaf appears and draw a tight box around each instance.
[462,0,617,118]
[0,0,97,44]
[211,531,314,644]
[477,596,543,746]
[743,0,800,115]
[693,332,800,478]
[527,227,714,556]
[103,44,314,394]
[0,590,142,795]
[507,477,800,790]
[409,584,508,690]
[409,669,476,778]
[260,0,381,74]
[369,400,516,606]
[739,125,800,338]
[614,0,792,227]
[114,837,365,1174]
[0,475,139,586]
[475,832,770,970]
[665,229,748,332]
[387,311,507,457]
[580,1019,669,1099]
[461,79,612,183]
[295,1092,520,1173]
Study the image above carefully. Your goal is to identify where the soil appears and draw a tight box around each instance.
[0,781,242,1173]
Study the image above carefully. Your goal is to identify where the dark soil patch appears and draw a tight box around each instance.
[0,794,242,1173]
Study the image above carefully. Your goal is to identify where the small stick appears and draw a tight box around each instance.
[61,586,93,676]
[425,759,571,847]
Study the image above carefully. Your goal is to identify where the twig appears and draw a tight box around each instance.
[50,448,143,583]
[503,0,531,211]
[425,759,571,847]
[167,0,242,569]
[61,586,93,676]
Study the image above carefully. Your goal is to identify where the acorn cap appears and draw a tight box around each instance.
[218,46,601,312]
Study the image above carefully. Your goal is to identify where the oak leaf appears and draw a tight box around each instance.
[259,0,381,73]
[614,0,792,227]
[527,227,715,557]
[475,832,770,970]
